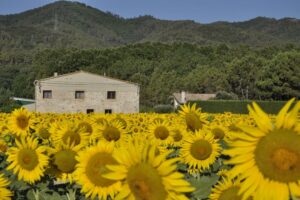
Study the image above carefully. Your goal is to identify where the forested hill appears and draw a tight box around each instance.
[1,43,300,109]
[1,1,300,50]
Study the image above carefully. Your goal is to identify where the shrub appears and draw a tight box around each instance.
[140,105,155,113]
[153,104,174,113]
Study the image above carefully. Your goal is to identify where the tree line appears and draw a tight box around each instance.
[0,43,300,110]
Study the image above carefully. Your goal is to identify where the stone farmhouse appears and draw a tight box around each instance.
[33,71,139,113]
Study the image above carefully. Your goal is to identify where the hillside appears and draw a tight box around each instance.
[1,43,300,110]
[1,1,300,50]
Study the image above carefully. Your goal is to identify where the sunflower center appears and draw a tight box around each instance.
[127,163,167,200]
[190,139,212,160]
[212,128,225,139]
[185,112,202,132]
[255,129,300,182]
[16,115,29,129]
[54,150,77,173]
[154,126,169,140]
[133,127,139,133]
[272,148,298,171]
[219,186,243,200]
[86,152,117,186]
[173,130,183,142]
[103,126,121,142]
[18,149,38,170]
[38,127,50,139]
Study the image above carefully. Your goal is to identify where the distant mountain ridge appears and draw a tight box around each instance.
[1,1,300,50]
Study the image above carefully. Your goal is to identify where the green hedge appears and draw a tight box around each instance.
[189,100,293,114]
[154,104,174,113]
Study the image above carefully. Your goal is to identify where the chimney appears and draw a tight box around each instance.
[181,91,186,103]
[54,72,58,77]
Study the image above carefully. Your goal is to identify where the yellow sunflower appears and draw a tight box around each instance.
[74,141,121,199]
[181,130,221,172]
[0,173,12,200]
[112,115,129,130]
[170,125,187,147]
[6,136,48,184]
[210,177,251,200]
[178,103,207,132]
[0,119,10,136]
[8,108,33,137]
[34,123,51,141]
[103,140,195,200]
[210,125,227,140]
[48,143,83,183]
[51,120,89,146]
[130,124,142,134]
[96,120,126,145]
[224,99,300,200]
[92,115,109,126]
[148,120,173,146]
[77,120,94,136]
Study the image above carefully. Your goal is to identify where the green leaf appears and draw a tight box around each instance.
[36,182,49,191]
[26,190,36,200]
[44,192,67,200]
[177,162,188,172]
[10,179,29,191]
[188,174,219,200]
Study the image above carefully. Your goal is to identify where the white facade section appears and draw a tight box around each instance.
[34,71,139,113]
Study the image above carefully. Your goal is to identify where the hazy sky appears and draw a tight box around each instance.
[0,0,300,23]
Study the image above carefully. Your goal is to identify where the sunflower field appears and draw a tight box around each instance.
[0,99,299,200]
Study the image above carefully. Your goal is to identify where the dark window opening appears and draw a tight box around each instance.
[75,91,85,99]
[87,109,94,114]
[107,91,116,99]
[43,90,52,99]
[105,109,112,114]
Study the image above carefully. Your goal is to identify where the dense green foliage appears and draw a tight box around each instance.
[191,100,291,114]
[1,1,300,110]
[0,89,21,112]
[1,1,300,51]
[1,43,300,108]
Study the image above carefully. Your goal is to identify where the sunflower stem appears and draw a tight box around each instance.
[32,190,40,200]
[66,189,76,200]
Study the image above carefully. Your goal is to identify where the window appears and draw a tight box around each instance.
[86,109,94,114]
[43,90,52,99]
[75,91,85,99]
[105,109,112,114]
[107,91,116,99]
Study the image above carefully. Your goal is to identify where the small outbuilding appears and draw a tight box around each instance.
[34,71,139,113]
[172,91,216,108]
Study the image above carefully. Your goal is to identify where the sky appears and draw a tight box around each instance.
[0,0,300,23]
